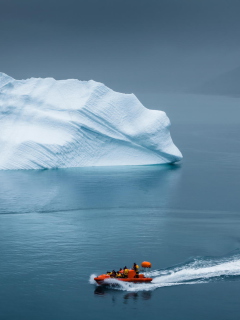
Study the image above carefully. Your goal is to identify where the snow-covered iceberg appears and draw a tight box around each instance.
[0,72,182,170]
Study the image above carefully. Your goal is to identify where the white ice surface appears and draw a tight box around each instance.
[0,72,182,170]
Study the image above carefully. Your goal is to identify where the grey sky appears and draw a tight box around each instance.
[1,0,240,93]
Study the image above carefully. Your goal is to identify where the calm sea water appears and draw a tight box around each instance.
[0,94,240,320]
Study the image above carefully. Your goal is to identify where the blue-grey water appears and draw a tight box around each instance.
[0,94,240,320]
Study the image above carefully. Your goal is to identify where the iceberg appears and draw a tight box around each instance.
[0,72,182,170]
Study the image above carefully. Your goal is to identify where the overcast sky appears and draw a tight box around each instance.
[0,0,240,94]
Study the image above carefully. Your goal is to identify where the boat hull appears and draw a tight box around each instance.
[95,278,152,285]
[94,274,152,285]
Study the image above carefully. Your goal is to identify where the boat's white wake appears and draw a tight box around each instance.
[89,274,98,285]
[90,255,240,292]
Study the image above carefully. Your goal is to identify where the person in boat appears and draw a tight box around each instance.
[110,270,116,278]
[116,271,122,278]
[117,268,124,278]
[123,266,129,278]
[133,263,140,278]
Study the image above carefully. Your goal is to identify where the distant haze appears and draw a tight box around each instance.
[193,67,240,97]
[0,0,240,95]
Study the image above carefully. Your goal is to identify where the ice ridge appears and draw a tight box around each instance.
[0,73,182,170]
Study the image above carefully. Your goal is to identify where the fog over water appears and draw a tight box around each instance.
[1,0,240,94]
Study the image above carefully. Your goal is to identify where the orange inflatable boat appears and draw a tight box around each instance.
[94,269,152,285]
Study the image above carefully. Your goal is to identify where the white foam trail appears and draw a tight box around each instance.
[89,274,97,285]
[90,255,240,292]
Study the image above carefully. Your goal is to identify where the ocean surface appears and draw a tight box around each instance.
[0,93,240,320]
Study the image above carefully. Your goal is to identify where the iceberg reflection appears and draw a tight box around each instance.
[0,164,181,214]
